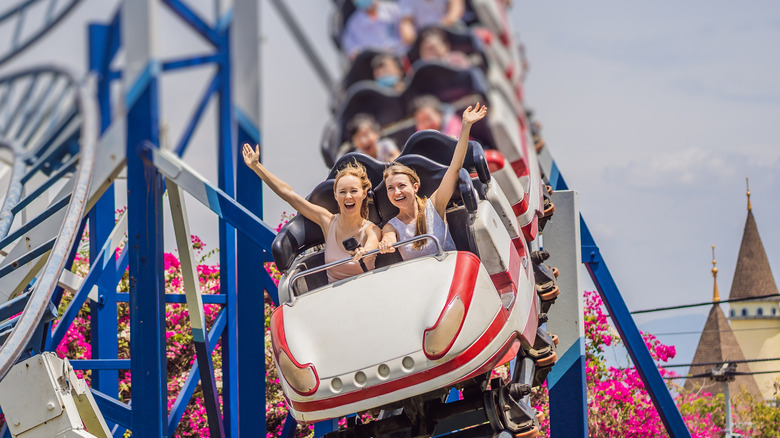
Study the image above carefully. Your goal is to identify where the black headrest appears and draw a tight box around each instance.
[407,25,487,68]
[400,130,490,185]
[272,180,338,272]
[374,155,448,222]
[342,49,384,90]
[329,0,356,51]
[328,152,387,187]
[402,61,489,108]
[338,83,405,144]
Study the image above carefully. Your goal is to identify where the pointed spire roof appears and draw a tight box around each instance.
[684,304,762,398]
[728,193,779,302]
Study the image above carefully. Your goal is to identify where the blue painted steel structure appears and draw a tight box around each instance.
[27,1,275,436]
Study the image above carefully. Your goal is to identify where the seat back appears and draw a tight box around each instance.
[328,152,388,188]
[406,25,488,69]
[321,82,406,166]
[400,129,490,185]
[402,61,489,108]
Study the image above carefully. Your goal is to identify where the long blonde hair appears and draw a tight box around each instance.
[334,161,372,219]
[383,163,427,250]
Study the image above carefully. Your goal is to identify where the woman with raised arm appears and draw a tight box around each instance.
[242,144,381,282]
[377,103,487,260]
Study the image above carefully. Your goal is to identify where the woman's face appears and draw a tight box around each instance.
[414,106,442,131]
[385,173,418,212]
[334,175,366,217]
[419,36,448,61]
[351,123,379,158]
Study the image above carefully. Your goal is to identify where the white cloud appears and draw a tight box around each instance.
[605,147,779,190]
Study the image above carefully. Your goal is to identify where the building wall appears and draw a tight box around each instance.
[730,301,780,401]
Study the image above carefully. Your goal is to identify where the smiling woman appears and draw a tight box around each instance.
[241,144,381,282]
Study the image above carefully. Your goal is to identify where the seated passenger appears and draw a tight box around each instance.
[411,95,461,138]
[378,103,487,260]
[398,0,465,45]
[418,28,471,69]
[342,0,404,59]
[348,113,401,162]
[371,53,406,92]
[242,144,380,282]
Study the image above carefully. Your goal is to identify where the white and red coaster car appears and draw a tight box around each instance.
[269,152,541,424]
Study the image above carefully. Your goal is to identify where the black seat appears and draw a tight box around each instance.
[400,130,491,186]
[328,152,388,188]
[402,61,489,109]
[400,61,497,149]
[341,49,384,91]
[406,25,488,70]
[328,0,356,52]
[321,82,406,167]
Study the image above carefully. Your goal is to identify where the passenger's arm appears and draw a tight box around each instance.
[354,224,382,262]
[430,104,487,217]
[378,223,398,253]
[399,17,417,46]
[441,0,465,26]
[241,144,332,229]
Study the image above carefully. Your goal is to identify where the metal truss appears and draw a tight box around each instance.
[0,0,270,437]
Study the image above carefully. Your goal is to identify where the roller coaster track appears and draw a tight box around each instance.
[0,66,97,381]
[0,0,84,66]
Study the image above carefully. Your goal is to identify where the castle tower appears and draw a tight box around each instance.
[685,247,761,398]
[727,181,780,401]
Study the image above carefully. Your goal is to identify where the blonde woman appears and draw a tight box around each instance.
[242,144,380,282]
[377,103,487,260]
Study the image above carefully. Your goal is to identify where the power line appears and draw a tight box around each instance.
[664,357,780,369]
[652,326,780,337]
[630,293,780,315]
[664,370,780,380]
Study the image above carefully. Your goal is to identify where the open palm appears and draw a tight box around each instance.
[242,143,260,168]
[462,102,487,125]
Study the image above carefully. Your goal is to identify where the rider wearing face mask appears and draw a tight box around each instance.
[342,0,405,60]
[371,53,406,92]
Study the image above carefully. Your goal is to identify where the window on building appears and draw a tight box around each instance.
[773,307,778,316]
[757,307,764,316]
[730,309,735,317]
[741,308,748,316]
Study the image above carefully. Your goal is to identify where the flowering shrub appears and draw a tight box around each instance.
[7,212,777,437]
[49,225,225,437]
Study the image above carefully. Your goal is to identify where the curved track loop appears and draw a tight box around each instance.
[0,65,96,381]
[0,67,83,238]
[0,0,83,66]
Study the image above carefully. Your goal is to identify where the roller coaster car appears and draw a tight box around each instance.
[270,148,546,425]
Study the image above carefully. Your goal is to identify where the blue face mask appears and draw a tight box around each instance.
[376,74,400,88]
[352,0,374,10]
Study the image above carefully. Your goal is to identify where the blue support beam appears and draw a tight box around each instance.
[216,26,239,437]
[160,0,220,46]
[126,61,167,437]
[580,219,691,437]
[88,21,119,410]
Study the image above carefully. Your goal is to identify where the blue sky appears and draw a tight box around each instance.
[2,0,779,368]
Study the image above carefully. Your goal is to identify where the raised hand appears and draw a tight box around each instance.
[462,102,488,126]
[242,143,260,168]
